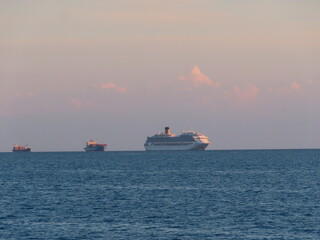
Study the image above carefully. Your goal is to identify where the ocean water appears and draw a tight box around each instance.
[0,150,319,240]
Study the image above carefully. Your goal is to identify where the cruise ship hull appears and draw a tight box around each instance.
[145,142,209,151]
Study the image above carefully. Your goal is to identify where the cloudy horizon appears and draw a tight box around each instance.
[1,0,320,151]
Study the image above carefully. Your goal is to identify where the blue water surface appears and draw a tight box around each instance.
[0,150,319,239]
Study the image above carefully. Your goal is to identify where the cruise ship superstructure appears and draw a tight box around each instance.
[144,127,210,151]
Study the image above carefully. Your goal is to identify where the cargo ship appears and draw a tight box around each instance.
[84,140,107,151]
[12,144,31,152]
[144,127,210,151]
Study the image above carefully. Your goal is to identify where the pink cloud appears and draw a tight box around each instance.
[232,84,260,100]
[305,79,314,84]
[100,82,117,89]
[14,92,35,98]
[69,98,93,109]
[223,84,260,103]
[179,66,220,88]
[268,81,305,95]
[290,82,301,91]
[99,82,127,93]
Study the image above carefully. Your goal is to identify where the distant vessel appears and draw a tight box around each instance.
[144,127,210,151]
[12,144,31,152]
[84,140,107,152]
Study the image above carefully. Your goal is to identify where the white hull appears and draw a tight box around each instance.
[145,142,209,151]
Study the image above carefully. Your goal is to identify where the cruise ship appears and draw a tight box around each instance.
[144,127,210,151]
[84,140,107,152]
[12,144,31,152]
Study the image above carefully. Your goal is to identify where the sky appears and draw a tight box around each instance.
[1,0,320,151]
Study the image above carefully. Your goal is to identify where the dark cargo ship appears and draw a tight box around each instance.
[12,144,31,152]
[84,140,107,151]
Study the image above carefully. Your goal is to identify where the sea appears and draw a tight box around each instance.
[0,149,319,240]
